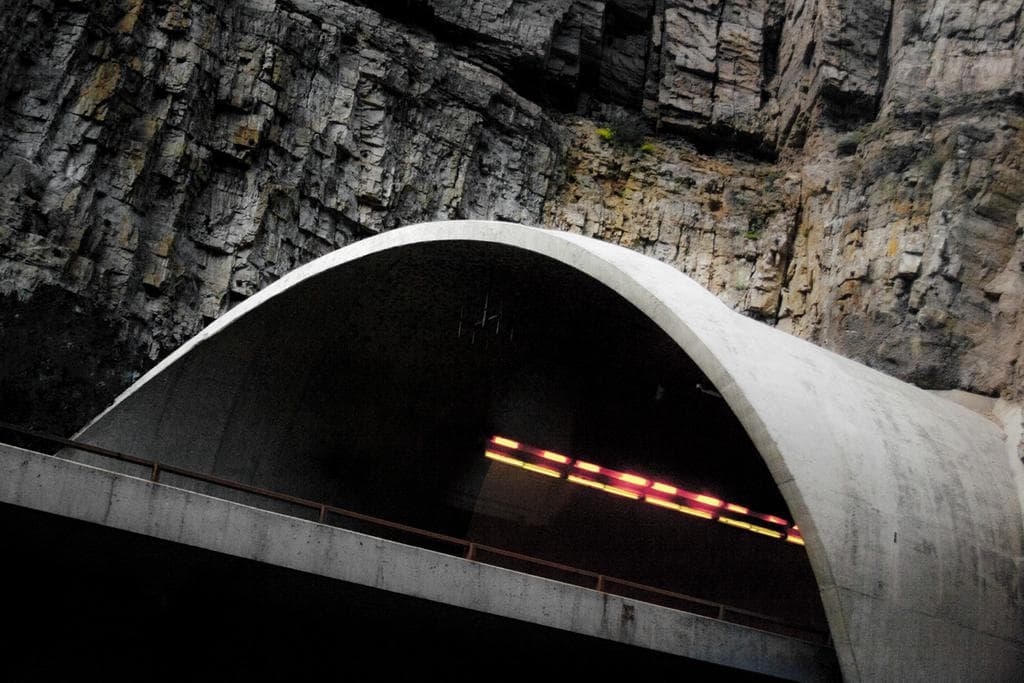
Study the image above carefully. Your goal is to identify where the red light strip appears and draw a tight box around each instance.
[486,435,801,545]
[540,450,570,464]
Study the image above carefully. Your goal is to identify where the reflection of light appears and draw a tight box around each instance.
[618,473,648,486]
[786,534,806,546]
[652,482,677,495]
[492,436,520,449]
[575,461,601,473]
[604,485,641,500]
[567,474,605,490]
[523,463,561,478]
[540,450,570,464]
[718,517,750,530]
[678,506,714,520]
[718,518,781,538]
[644,496,680,511]
[726,503,749,514]
[694,494,723,507]
[485,451,525,467]
[748,524,784,539]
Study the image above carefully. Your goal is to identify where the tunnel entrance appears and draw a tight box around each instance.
[82,239,829,639]
[190,240,829,636]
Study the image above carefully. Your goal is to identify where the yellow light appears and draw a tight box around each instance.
[718,516,752,530]
[484,438,796,542]
[748,524,784,539]
[679,505,714,519]
[540,450,570,464]
[485,451,524,467]
[604,485,641,500]
[618,473,648,486]
[567,475,605,490]
[523,463,561,478]
[645,497,681,511]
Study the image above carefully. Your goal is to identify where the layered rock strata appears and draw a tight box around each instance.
[0,0,1022,432]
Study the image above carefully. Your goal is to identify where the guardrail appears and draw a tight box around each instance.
[0,420,831,646]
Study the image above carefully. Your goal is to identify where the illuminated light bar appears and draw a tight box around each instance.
[717,518,782,538]
[485,451,525,468]
[617,472,648,487]
[678,505,715,520]
[644,496,681,511]
[604,485,641,500]
[718,516,752,531]
[523,463,561,478]
[747,524,785,539]
[485,435,805,547]
[760,514,790,527]
[540,450,570,464]
[567,474,606,490]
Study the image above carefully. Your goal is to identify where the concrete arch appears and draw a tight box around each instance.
[76,220,1023,680]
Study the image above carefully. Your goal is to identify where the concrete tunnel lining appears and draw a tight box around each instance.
[72,220,1023,681]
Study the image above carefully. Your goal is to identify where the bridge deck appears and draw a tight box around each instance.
[0,442,839,680]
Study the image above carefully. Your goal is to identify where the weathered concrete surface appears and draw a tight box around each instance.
[0,443,840,681]
[74,220,1024,681]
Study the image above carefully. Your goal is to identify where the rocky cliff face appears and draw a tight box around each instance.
[1,0,1022,432]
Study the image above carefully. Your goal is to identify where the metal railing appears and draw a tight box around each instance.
[0,420,830,646]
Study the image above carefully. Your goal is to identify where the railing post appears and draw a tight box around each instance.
[596,575,605,592]
[318,504,326,523]
[717,604,726,620]
[465,542,476,561]
[150,463,160,482]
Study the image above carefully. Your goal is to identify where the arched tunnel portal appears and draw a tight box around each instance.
[82,238,828,630]
[70,221,1024,682]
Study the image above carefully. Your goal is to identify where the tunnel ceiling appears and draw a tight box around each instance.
[267,240,791,516]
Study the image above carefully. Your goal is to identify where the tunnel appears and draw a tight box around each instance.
[70,238,827,634]
[67,221,1024,681]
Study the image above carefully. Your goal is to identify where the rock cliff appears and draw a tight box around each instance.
[1,0,1022,432]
